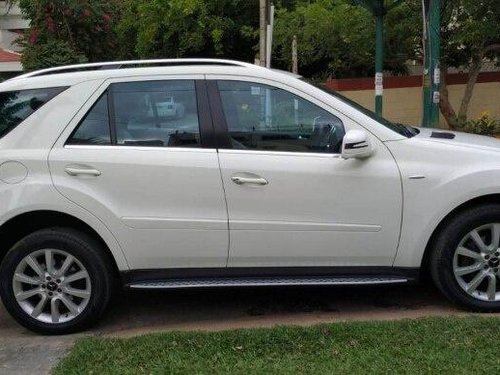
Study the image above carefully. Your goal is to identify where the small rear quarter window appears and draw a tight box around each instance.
[0,87,68,138]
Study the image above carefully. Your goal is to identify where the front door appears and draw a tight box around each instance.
[210,79,402,268]
[49,78,228,270]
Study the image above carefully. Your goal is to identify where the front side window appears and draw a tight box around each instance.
[0,87,67,138]
[217,81,345,153]
[67,80,201,148]
[308,80,418,138]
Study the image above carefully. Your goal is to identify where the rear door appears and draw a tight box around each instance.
[208,77,402,268]
[49,76,229,270]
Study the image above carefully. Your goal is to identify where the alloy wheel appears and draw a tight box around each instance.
[12,249,91,324]
[453,223,500,302]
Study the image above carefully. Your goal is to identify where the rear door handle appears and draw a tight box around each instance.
[65,166,101,177]
[231,175,268,186]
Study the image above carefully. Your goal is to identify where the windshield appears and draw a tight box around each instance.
[304,80,417,138]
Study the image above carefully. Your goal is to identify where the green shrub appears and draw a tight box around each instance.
[463,111,499,136]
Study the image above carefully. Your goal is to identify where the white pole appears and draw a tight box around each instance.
[292,35,298,74]
[264,4,274,127]
[259,0,267,67]
[266,4,275,68]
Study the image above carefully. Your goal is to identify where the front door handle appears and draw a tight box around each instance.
[65,166,101,177]
[231,174,268,186]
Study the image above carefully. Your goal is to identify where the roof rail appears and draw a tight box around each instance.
[14,59,260,80]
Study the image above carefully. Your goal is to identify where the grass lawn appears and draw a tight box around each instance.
[54,316,500,374]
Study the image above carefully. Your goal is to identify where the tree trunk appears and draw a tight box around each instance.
[457,56,483,126]
[439,62,459,129]
[439,55,482,130]
[439,43,500,130]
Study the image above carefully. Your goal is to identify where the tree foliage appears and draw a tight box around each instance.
[438,0,500,129]
[16,0,500,128]
[273,1,373,78]
[19,0,420,79]
[18,0,121,71]
[116,0,258,61]
[114,0,420,79]
[273,0,420,79]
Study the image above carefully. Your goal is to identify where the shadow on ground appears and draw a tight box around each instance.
[99,283,459,336]
[0,283,471,374]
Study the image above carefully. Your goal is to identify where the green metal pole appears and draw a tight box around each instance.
[422,26,431,126]
[429,0,440,128]
[422,0,440,128]
[374,2,384,117]
[354,0,403,118]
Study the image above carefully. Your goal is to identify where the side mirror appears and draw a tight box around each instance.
[341,129,374,159]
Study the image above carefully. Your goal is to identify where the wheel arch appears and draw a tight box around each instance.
[420,194,500,278]
[0,210,122,279]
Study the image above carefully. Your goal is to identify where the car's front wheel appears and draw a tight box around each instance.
[0,228,114,334]
[431,204,500,311]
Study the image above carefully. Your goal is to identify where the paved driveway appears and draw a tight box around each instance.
[0,283,476,374]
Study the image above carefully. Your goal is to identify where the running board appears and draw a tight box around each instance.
[128,276,409,289]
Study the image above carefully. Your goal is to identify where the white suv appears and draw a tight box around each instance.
[1,59,500,334]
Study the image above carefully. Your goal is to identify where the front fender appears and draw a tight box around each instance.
[389,138,500,268]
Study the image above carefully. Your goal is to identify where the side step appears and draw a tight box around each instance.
[128,276,409,289]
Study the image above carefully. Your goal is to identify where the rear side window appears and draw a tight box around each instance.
[67,80,201,148]
[112,80,200,147]
[0,87,67,138]
[67,93,111,145]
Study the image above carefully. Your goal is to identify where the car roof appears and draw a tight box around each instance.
[0,59,302,91]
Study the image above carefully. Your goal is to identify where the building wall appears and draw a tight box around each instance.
[0,2,29,51]
[0,29,20,51]
[327,73,500,128]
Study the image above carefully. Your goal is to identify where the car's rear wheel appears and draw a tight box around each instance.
[0,228,114,334]
[431,204,500,311]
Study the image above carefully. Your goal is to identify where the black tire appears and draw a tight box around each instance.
[430,203,500,311]
[0,227,114,334]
